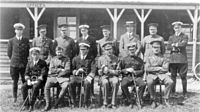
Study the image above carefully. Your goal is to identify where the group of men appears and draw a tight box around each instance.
[7,20,188,111]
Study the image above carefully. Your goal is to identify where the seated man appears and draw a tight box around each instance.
[146,40,173,108]
[43,46,71,111]
[97,41,120,109]
[69,41,96,108]
[21,47,48,112]
[120,42,146,107]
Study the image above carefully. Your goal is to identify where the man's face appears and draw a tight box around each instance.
[15,29,23,36]
[80,47,89,56]
[31,52,39,61]
[149,26,157,35]
[104,47,113,55]
[128,47,136,56]
[81,28,88,36]
[126,26,134,33]
[152,43,161,54]
[39,28,47,37]
[174,25,182,33]
[102,29,110,37]
[56,50,63,57]
[60,27,68,37]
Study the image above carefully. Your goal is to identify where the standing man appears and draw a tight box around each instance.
[97,25,118,56]
[167,21,188,98]
[32,24,54,65]
[146,40,173,108]
[119,21,141,58]
[97,41,120,109]
[21,47,48,111]
[54,24,76,60]
[43,47,71,111]
[69,41,96,108]
[77,24,97,59]
[7,23,30,103]
[142,23,165,62]
[120,42,146,107]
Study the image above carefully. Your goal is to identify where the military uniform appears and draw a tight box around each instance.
[7,23,30,101]
[167,21,188,95]
[44,54,71,110]
[21,58,48,108]
[120,55,145,103]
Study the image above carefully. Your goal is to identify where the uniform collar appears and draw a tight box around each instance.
[82,34,89,40]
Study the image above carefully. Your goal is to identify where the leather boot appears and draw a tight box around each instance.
[42,102,51,111]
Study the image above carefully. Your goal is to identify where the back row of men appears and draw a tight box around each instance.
[8,21,188,111]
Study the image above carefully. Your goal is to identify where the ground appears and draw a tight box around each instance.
[0,78,200,112]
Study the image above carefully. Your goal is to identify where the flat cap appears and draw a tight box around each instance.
[13,23,25,29]
[37,24,47,30]
[79,24,89,29]
[102,41,113,48]
[172,21,183,26]
[125,21,136,27]
[127,42,137,50]
[58,24,68,28]
[150,40,162,45]
[79,41,90,48]
[29,47,40,54]
[101,25,111,31]
[147,23,159,27]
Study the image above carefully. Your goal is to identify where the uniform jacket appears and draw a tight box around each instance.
[142,34,165,62]
[119,32,141,58]
[76,35,97,59]
[97,36,118,56]
[167,32,188,63]
[72,54,96,77]
[32,36,55,60]
[119,55,144,77]
[145,54,169,80]
[7,36,30,68]
[97,54,119,77]
[49,55,71,78]
[54,36,76,59]
[24,59,48,80]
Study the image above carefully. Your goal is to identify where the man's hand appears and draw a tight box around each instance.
[103,66,109,74]
[38,76,43,81]
[85,76,93,83]
[126,68,134,73]
[75,68,84,76]
[27,80,32,86]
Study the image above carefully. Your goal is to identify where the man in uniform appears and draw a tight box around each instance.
[21,47,48,111]
[7,23,30,103]
[97,25,118,56]
[97,41,120,108]
[146,40,173,108]
[54,24,76,60]
[76,24,97,59]
[167,21,188,98]
[32,24,55,65]
[43,46,71,111]
[120,42,146,107]
[69,41,96,108]
[119,21,141,58]
[142,23,165,62]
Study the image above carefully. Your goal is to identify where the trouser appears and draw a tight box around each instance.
[69,76,92,106]
[169,63,188,94]
[101,76,119,105]
[121,76,146,101]
[21,80,44,106]
[10,66,26,99]
[147,74,173,100]
[44,77,69,105]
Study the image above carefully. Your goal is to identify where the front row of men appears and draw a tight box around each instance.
[21,39,173,111]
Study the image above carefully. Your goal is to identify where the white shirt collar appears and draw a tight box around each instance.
[16,35,22,40]
[33,59,39,65]
[175,32,181,36]
[82,35,89,40]
[81,54,87,60]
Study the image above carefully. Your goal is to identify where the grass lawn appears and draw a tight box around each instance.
[0,79,200,112]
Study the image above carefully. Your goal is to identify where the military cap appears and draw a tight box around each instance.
[29,47,40,54]
[58,24,68,28]
[102,41,113,50]
[79,41,90,49]
[101,25,111,31]
[13,23,25,30]
[127,42,137,50]
[125,21,136,27]
[37,24,47,30]
[150,40,162,45]
[79,24,89,29]
[172,21,183,26]
[147,23,159,27]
